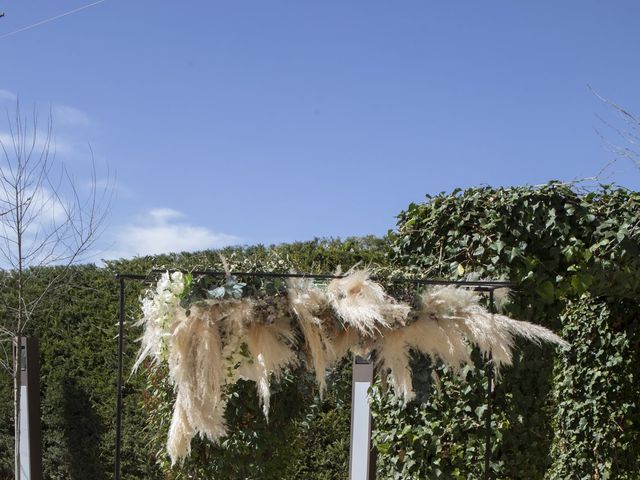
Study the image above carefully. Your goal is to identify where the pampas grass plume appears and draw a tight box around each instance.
[137,271,569,463]
[327,269,410,335]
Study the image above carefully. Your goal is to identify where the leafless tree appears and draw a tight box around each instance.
[0,101,112,480]
[591,87,640,171]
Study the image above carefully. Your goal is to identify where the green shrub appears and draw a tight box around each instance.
[385,183,640,479]
[0,237,387,479]
[547,296,640,480]
[2,183,639,479]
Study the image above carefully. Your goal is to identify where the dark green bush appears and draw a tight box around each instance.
[383,183,640,479]
[1,184,639,479]
[547,296,640,480]
[0,237,386,480]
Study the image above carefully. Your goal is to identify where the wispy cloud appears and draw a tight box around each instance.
[0,129,76,159]
[0,100,95,162]
[101,208,240,260]
[53,104,92,127]
[0,91,92,128]
[0,183,75,269]
[0,89,17,102]
[85,176,128,199]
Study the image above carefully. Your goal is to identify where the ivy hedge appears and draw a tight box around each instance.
[0,183,638,479]
[382,183,640,479]
[548,296,639,480]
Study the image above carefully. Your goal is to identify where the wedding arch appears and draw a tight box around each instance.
[113,268,567,480]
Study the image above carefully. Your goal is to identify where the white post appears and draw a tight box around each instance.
[349,356,375,480]
[19,380,29,480]
[15,337,42,480]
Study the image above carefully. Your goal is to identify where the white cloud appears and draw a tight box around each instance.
[0,89,17,102]
[102,208,240,260]
[0,99,94,162]
[52,104,91,127]
[0,182,74,268]
[148,208,184,223]
[85,176,128,199]
[0,132,12,148]
[0,127,76,159]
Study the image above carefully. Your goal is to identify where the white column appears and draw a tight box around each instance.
[349,356,374,480]
[15,337,41,480]
[19,383,30,480]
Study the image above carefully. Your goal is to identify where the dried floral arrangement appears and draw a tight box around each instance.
[133,269,568,464]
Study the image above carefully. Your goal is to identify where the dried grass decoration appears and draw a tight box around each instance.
[133,270,568,464]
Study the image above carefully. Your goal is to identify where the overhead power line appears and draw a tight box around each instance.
[0,0,106,40]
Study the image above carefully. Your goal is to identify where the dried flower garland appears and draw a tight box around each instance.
[133,270,568,464]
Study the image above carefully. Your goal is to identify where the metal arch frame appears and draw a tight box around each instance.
[114,270,514,480]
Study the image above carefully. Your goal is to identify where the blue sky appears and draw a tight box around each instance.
[0,1,639,260]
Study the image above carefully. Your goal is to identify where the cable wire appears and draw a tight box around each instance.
[0,0,107,40]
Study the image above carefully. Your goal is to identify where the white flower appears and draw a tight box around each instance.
[133,271,186,371]
[170,271,185,295]
[156,272,171,293]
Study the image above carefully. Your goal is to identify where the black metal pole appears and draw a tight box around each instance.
[114,277,125,480]
[143,269,515,289]
[484,290,495,480]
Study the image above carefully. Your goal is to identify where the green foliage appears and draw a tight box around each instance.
[547,296,640,480]
[148,372,308,479]
[0,237,386,479]
[0,265,158,480]
[386,183,640,479]
[1,183,639,479]
[393,183,640,303]
[145,362,354,480]
[372,356,506,480]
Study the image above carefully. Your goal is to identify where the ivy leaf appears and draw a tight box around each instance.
[570,273,592,295]
[535,280,555,303]
[491,240,506,254]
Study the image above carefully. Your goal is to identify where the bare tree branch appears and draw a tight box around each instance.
[590,85,640,171]
[0,100,112,480]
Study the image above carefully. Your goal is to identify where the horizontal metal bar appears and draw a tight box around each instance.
[114,273,148,280]
[115,270,515,290]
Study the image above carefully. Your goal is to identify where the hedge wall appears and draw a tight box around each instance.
[0,237,388,480]
[1,184,638,479]
[0,265,160,479]
[383,183,640,479]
